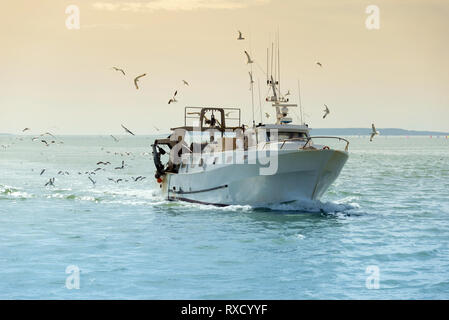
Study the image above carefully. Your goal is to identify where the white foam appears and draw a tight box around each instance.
[264,198,359,214]
[0,185,34,199]
[178,202,253,212]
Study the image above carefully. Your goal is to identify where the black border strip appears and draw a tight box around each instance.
[0,300,442,318]
[168,196,229,207]
[169,184,228,195]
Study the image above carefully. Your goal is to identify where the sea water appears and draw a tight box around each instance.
[0,135,448,299]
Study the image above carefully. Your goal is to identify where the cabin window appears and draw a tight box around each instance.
[267,131,307,142]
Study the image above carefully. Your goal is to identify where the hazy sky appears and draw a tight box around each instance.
[1,0,448,134]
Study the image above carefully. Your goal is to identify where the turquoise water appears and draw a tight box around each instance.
[1,135,448,299]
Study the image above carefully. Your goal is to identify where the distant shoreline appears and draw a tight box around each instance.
[309,128,449,136]
[1,128,448,136]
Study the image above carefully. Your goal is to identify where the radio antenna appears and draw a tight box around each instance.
[277,29,281,95]
[258,78,263,123]
[297,78,304,125]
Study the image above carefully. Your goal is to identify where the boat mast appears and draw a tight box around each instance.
[266,47,269,85]
[258,78,263,124]
[264,31,297,125]
[277,30,280,96]
[249,30,255,127]
[297,79,304,125]
[250,70,255,127]
[271,42,274,88]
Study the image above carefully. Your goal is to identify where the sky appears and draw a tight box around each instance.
[0,0,448,134]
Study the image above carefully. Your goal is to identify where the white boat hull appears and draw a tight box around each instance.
[160,148,348,207]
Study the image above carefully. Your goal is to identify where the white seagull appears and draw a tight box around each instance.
[244,51,254,64]
[316,61,323,67]
[134,73,147,90]
[182,80,189,86]
[88,176,96,186]
[168,90,178,104]
[110,135,119,142]
[370,123,380,142]
[323,104,330,119]
[121,124,135,136]
[237,31,245,40]
[112,67,125,76]
[248,71,254,90]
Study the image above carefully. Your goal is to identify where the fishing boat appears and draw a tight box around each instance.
[152,44,349,207]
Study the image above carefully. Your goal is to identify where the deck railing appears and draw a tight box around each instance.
[301,136,349,152]
[278,136,349,152]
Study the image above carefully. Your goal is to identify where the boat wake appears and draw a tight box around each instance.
[154,193,360,215]
[0,183,360,215]
[262,197,360,214]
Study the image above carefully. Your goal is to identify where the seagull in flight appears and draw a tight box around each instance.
[265,112,270,119]
[134,73,147,90]
[112,67,125,76]
[285,90,290,96]
[110,135,119,142]
[244,51,254,64]
[115,160,125,170]
[22,128,30,132]
[316,61,323,67]
[121,124,135,136]
[237,30,245,40]
[248,71,254,90]
[42,132,56,138]
[44,178,55,187]
[182,80,189,86]
[323,104,330,119]
[88,176,96,185]
[108,178,123,183]
[168,90,178,104]
[370,123,380,142]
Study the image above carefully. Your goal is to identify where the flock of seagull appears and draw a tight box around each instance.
[111,30,380,142]
[1,125,151,188]
[38,156,148,187]
[2,30,382,191]
[111,66,189,105]
[36,147,149,188]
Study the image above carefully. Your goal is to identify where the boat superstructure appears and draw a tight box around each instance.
[152,39,349,207]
